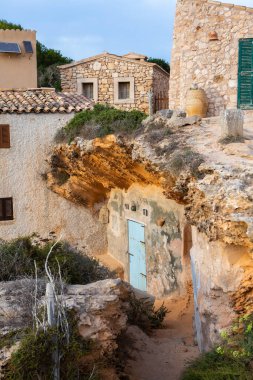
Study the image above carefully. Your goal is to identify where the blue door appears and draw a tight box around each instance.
[128,220,147,291]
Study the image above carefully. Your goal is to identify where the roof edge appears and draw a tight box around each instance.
[58,52,170,76]
[207,0,253,12]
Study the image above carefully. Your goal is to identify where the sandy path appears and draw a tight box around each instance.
[124,293,199,380]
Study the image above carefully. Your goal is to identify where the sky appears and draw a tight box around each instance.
[1,0,253,62]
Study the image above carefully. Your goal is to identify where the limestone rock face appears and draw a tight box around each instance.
[47,116,253,253]
[0,278,130,369]
[64,279,130,354]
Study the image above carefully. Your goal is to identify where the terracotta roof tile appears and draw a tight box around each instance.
[0,88,93,114]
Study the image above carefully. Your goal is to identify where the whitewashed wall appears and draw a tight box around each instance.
[0,113,107,255]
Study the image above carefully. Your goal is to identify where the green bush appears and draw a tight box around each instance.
[5,314,99,380]
[0,237,114,284]
[55,104,146,143]
[182,314,253,380]
[127,293,168,332]
[182,351,252,380]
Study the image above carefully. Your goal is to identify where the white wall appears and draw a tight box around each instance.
[0,113,107,255]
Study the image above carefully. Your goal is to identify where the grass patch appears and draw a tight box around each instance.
[55,104,146,143]
[219,135,245,145]
[0,237,114,284]
[127,293,168,333]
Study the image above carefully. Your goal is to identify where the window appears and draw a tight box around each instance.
[0,198,13,221]
[0,124,10,148]
[114,77,134,104]
[82,83,94,99]
[118,82,130,100]
[77,78,98,101]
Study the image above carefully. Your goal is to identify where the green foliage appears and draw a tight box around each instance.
[37,42,72,91]
[0,20,22,30]
[147,57,170,73]
[182,314,253,380]
[55,103,147,143]
[127,293,168,332]
[0,237,114,284]
[182,351,253,380]
[5,314,99,380]
[0,330,25,351]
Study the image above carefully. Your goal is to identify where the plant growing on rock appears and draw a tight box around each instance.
[127,293,168,333]
[182,313,253,380]
[54,104,146,143]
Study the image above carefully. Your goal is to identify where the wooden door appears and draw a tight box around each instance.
[128,220,147,291]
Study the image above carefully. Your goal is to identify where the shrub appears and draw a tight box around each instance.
[127,293,168,332]
[5,314,99,380]
[182,351,252,380]
[167,147,204,177]
[55,104,146,143]
[0,237,114,284]
[182,313,253,380]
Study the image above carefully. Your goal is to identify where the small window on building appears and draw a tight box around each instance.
[0,125,10,148]
[143,209,148,217]
[0,198,13,221]
[82,83,94,99]
[118,82,130,100]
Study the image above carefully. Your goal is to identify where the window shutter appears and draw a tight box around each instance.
[0,125,10,148]
[5,198,13,219]
[0,198,13,221]
[238,39,253,109]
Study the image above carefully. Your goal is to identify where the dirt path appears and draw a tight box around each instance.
[124,293,199,380]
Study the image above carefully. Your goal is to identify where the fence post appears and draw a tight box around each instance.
[148,90,154,116]
[46,283,60,380]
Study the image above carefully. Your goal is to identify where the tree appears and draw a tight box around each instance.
[0,20,72,90]
[147,58,170,73]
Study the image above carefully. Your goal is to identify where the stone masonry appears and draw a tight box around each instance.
[59,53,170,114]
[170,0,253,116]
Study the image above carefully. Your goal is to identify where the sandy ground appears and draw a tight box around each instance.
[124,292,200,380]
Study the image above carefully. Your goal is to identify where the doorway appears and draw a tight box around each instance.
[128,220,147,291]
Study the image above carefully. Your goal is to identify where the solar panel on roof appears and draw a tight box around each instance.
[23,41,33,54]
[0,42,21,54]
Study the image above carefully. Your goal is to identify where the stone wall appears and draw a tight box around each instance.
[107,184,191,298]
[169,0,253,116]
[60,54,169,113]
[190,228,253,351]
[0,113,107,255]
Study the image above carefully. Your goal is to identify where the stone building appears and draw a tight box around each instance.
[0,29,37,89]
[59,52,170,113]
[170,0,253,116]
[0,89,107,256]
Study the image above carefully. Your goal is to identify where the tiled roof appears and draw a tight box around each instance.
[0,88,93,114]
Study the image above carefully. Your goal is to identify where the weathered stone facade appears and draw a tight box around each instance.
[59,53,170,113]
[107,184,190,298]
[170,0,253,116]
